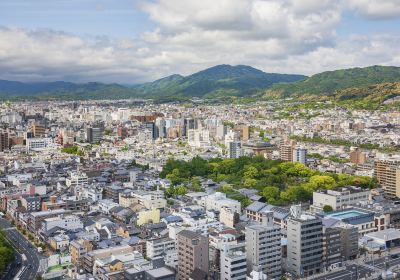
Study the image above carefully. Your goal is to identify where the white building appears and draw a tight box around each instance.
[26,137,55,152]
[146,238,177,267]
[220,245,247,280]
[228,141,243,159]
[42,215,83,232]
[246,212,282,278]
[66,172,89,187]
[292,147,307,164]
[312,187,371,212]
[188,129,210,148]
[204,192,241,213]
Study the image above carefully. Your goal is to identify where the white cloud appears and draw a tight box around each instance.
[348,0,400,19]
[0,0,399,83]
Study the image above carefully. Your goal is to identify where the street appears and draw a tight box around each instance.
[0,217,42,280]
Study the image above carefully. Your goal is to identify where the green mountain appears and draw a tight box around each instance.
[0,65,307,100]
[265,65,400,98]
[133,64,307,98]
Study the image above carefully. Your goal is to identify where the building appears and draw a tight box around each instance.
[312,187,371,212]
[337,224,359,260]
[234,125,250,141]
[204,192,241,213]
[349,148,367,165]
[41,215,83,232]
[146,238,177,267]
[66,172,89,188]
[374,159,400,198]
[292,147,307,165]
[26,137,53,151]
[0,130,9,152]
[280,144,294,162]
[32,123,46,137]
[70,239,93,266]
[228,141,243,159]
[27,209,72,233]
[86,126,103,143]
[322,227,341,270]
[177,230,209,280]
[245,212,282,278]
[321,208,375,237]
[286,211,323,277]
[220,245,247,280]
[21,196,41,212]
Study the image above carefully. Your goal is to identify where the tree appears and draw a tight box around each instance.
[244,178,257,188]
[244,166,258,179]
[190,177,202,192]
[323,205,333,212]
[309,175,336,190]
[262,186,280,203]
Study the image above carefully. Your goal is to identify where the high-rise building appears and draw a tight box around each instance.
[292,147,307,164]
[374,159,400,198]
[228,141,243,158]
[155,118,166,138]
[177,230,209,280]
[86,126,103,143]
[286,211,323,277]
[142,122,156,140]
[0,130,9,152]
[245,212,282,278]
[280,144,294,162]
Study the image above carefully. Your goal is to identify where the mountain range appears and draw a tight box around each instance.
[0,64,399,101]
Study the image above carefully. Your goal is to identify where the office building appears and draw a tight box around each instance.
[286,210,323,277]
[245,212,282,278]
[32,123,46,137]
[86,126,103,143]
[280,144,294,162]
[177,230,209,280]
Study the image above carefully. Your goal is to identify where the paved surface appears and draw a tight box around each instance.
[313,255,400,280]
[0,217,42,280]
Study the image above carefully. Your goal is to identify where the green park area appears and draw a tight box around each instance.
[160,156,377,207]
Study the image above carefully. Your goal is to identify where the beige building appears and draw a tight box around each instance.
[177,230,209,280]
[375,160,400,198]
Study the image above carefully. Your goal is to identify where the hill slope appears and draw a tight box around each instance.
[133,64,307,98]
[0,65,307,100]
[265,65,400,98]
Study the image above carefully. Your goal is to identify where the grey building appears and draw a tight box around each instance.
[220,244,247,280]
[286,214,323,277]
[338,224,359,260]
[246,212,282,278]
[86,126,103,143]
[228,141,243,159]
[322,227,342,269]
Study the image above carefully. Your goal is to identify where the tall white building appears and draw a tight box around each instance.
[220,244,247,280]
[292,147,307,164]
[245,212,282,278]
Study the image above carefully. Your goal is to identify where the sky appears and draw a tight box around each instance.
[0,0,399,84]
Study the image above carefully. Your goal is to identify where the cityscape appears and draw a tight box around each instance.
[0,1,400,280]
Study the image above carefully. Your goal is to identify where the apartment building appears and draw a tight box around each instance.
[177,230,209,280]
[245,212,282,278]
[374,160,400,198]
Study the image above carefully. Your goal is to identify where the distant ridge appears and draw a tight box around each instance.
[1,64,400,100]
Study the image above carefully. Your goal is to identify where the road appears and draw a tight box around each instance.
[0,217,42,280]
[313,254,400,280]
